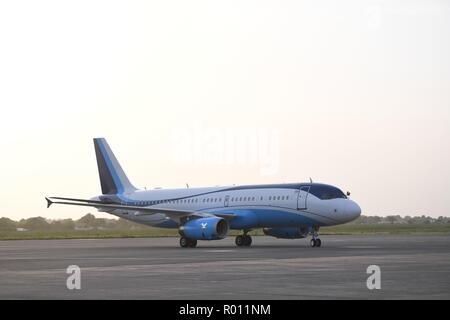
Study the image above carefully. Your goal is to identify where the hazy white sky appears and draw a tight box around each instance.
[0,0,449,220]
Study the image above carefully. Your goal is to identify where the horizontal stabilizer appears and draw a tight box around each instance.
[49,197,105,204]
[45,196,236,221]
[45,197,53,208]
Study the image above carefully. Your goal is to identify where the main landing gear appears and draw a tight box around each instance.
[180,237,197,248]
[235,232,252,247]
[309,229,322,247]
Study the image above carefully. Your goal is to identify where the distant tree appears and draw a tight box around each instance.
[21,217,50,230]
[114,217,146,229]
[436,216,450,224]
[367,216,382,224]
[421,215,431,224]
[94,218,110,229]
[77,213,97,227]
[50,219,75,230]
[0,217,17,231]
[385,216,397,224]
[404,216,414,224]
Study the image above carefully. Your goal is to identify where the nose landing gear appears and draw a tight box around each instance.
[309,228,322,247]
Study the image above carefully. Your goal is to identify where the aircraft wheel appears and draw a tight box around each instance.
[180,237,196,248]
[180,237,189,248]
[243,235,252,246]
[315,238,321,247]
[235,235,245,247]
[188,239,198,248]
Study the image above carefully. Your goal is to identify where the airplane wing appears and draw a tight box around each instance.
[45,197,235,221]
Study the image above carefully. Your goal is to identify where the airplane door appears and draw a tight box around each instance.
[297,186,310,210]
[224,195,230,207]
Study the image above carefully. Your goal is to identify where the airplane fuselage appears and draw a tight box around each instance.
[95,183,361,231]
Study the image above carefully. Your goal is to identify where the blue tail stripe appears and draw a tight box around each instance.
[96,139,124,194]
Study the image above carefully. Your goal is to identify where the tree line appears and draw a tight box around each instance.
[1,214,449,232]
[347,215,450,225]
[0,214,145,232]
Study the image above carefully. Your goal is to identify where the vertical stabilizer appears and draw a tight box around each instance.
[93,138,137,194]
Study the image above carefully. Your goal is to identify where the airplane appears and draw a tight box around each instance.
[46,138,361,248]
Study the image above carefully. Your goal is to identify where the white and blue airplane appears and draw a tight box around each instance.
[46,138,361,248]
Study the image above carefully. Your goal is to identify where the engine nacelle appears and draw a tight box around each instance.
[179,217,229,240]
[263,227,308,239]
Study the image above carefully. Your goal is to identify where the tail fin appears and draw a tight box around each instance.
[93,138,137,195]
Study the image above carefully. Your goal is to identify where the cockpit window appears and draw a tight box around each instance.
[309,185,347,200]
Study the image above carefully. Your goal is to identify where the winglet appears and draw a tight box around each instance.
[45,197,53,208]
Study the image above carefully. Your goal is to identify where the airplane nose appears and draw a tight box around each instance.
[346,200,361,221]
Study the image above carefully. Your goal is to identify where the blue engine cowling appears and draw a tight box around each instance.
[180,217,229,240]
[263,227,308,239]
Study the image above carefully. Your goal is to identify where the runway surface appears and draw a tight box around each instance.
[0,234,449,299]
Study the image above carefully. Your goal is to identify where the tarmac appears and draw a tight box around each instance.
[0,234,449,299]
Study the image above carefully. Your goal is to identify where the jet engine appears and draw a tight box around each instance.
[263,227,308,239]
[179,216,229,240]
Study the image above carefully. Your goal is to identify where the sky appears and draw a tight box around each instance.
[0,0,449,220]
